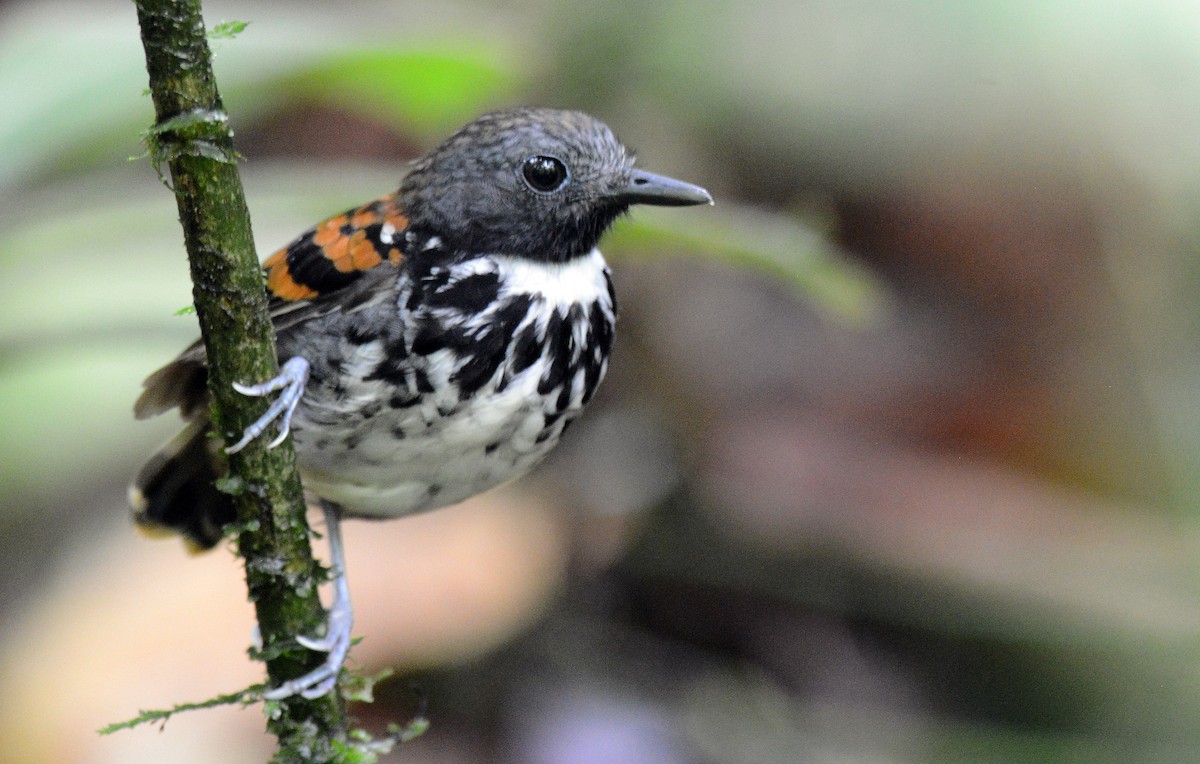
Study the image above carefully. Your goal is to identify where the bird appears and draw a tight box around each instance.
[128,106,712,699]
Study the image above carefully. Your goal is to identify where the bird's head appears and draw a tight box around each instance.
[399,107,712,262]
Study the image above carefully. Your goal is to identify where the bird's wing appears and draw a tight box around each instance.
[262,192,409,329]
[133,193,409,420]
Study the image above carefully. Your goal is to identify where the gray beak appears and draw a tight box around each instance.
[617,169,714,207]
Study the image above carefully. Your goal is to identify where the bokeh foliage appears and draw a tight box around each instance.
[3,2,1200,762]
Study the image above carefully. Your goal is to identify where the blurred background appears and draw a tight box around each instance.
[3,0,1200,761]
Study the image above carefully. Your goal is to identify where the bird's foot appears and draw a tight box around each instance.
[261,599,353,700]
[226,356,310,454]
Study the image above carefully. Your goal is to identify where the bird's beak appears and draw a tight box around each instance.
[617,169,714,207]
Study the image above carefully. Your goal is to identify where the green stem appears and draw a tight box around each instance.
[132,0,350,758]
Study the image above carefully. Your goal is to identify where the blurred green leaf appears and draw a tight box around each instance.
[612,205,890,326]
[0,15,152,186]
[209,20,250,40]
[279,47,518,141]
[0,8,517,187]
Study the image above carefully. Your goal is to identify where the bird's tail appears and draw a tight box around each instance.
[128,416,234,551]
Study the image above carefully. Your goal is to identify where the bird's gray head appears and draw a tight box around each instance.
[399,107,712,262]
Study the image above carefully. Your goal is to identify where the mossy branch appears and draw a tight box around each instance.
[132,0,352,758]
[99,686,265,735]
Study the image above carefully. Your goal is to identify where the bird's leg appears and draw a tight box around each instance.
[225,356,310,454]
[262,500,355,700]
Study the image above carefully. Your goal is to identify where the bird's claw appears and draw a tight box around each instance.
[226,356,310,454]
[262,623,352,700]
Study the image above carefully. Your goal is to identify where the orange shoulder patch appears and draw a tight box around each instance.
[264,248,319,301]
[263,193,409,303]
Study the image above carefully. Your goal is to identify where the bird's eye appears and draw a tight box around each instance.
[522,155,569,193]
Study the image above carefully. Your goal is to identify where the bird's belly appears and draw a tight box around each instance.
[280,248,617,518]
[290,366,573,518]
